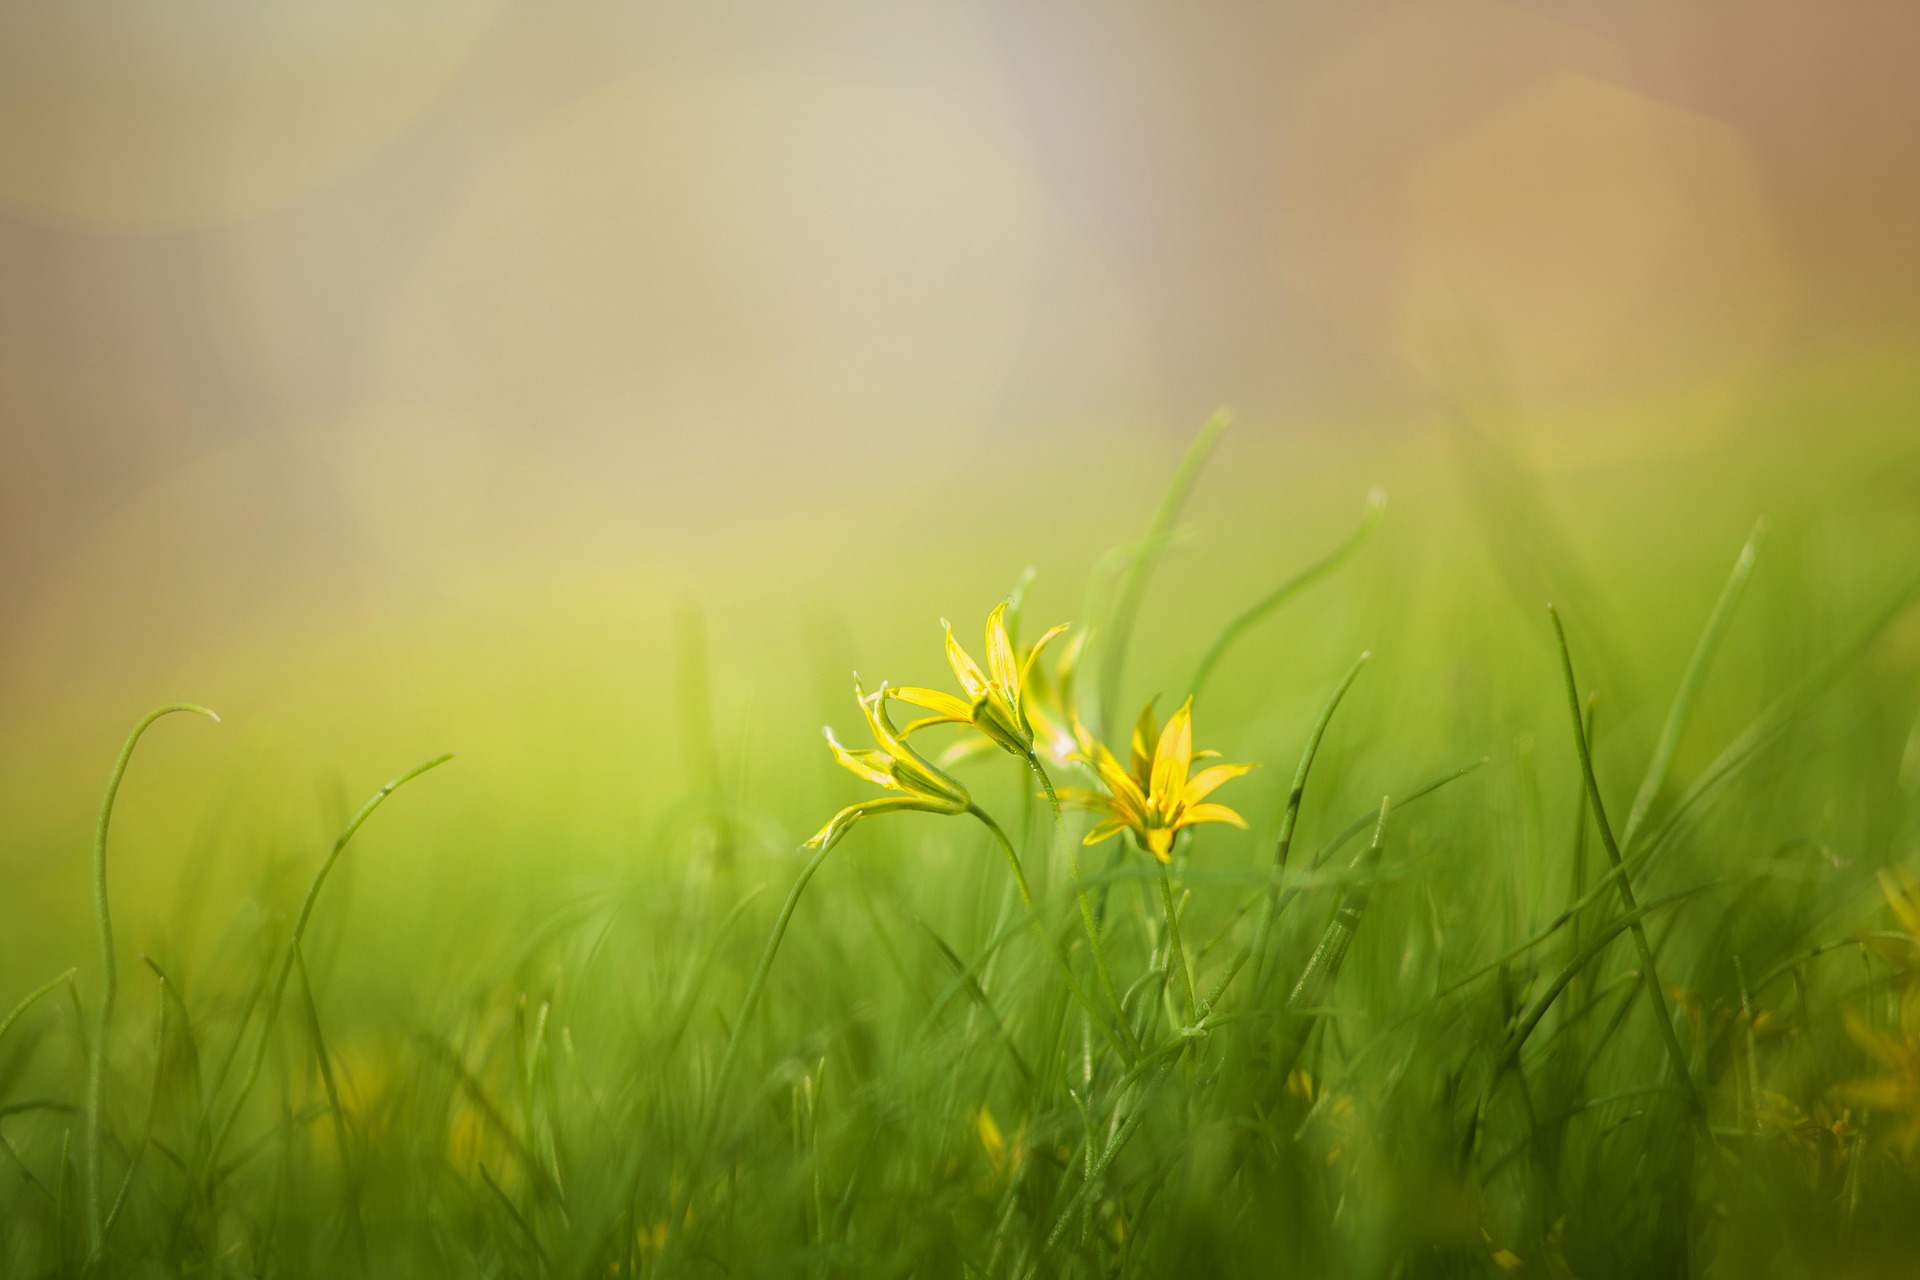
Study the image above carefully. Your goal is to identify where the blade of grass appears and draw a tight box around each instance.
[1251,652,1370,996]
[1188,489,1385,701]
[102,962,167,1239]
[1095,408,1231,729]
[85,702,219,1263]
[1547,605,1705,1123]
[0,968,77,1050]
[1618,521,1763,854]
[1272,797,1391,1082]
[209,753,454,1169]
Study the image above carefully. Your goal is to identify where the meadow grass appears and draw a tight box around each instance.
[2,414,1919,1278]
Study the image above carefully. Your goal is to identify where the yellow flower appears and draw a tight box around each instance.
[887,601,1068,765]
[1836,996,1920,1156]
[806,678,972,851]
[1023,628,1091,770]
[1864,868,1920,984]
[1064,697,1254,862]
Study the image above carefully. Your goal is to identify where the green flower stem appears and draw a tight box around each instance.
[1030,751,1137,1052]
[968,805,1136,1060]
[1157,861,1197,1025]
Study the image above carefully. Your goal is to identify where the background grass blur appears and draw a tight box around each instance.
[2,3,1919,1276]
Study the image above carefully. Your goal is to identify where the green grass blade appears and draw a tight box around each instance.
[1187,489,1385,701]
[85,702,218,1263]
[1547,605,1706,1123]
[1619,521,1763,854]
[1095,408,1231,729]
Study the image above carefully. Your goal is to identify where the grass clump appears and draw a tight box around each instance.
[2,413,1919,1277]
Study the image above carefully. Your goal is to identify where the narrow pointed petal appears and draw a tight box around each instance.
[1183,762,1256,806]
[1130,699,1161,785]
[1151,698,1195,803]
[1881,869,1920,939]
[1144,827,1175,862]
[888,686,974,720]
[1177,802,1248,830]
[1055,787,1110,811]
[1082,816,1130,846]
[943,620,990,698]
[805,795,948,851]
[823,728,897,789]
[902,714,970,736]
[985,602,1020,704]
[1019,624,1071,689]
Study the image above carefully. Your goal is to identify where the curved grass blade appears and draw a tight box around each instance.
[0,968,77,1050]
[1095,408,1231,730]
[209,753,455,1169]
[1250,651,1370,995]
[1618,521,1763,854]
[1547,605,1705,1122]
[1188,489,1385,701]
[85,702,218,1263]
[1272,797,1390,1082]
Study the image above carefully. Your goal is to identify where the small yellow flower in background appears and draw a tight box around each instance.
[976,1105,1005,1170]
[1064,697,1254,862]
[1481,1231,1525,1273]
[888,602,1068,767]
[807,679,972,851]
[1864,868,1920,983]
[1836,997,1920,1155]
[974,1104,1024,1179]
[1829,867,1920,1157]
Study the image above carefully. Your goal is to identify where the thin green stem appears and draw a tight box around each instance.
[968,805,1134,1059]
[1096,408,1231,731]
[1619,521,1763,854]
[1188,490,1385,701]
[209,753,454,1169]
[1252,652,1370,995]
[1548,605,1706,1123]
[0,969,77,1050]
[1157,862,1196,1024]
[1036,751,1134,1048]
[86,702,218,1263]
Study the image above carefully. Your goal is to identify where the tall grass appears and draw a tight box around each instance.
[2,418,1918,1278]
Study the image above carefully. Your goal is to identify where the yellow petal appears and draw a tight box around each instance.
[1150,698,1195,806]
[805,795,952,851]
[1130,699,1160,785]
[1834,1074,1916,1111]
[985,602,1020,701]
[1882,868,1920,940]
[1183,762,1256,806]
[1176,802,1248,831]
[1144,827,1175,862]
[1082,815,1130,845]
[823,728,897,789]
[889,686,975,721]
[1842,1009,1904,1069]
[1090,745,1150,826]
[943,619,990,699]
[864,684,970,807]
[1018,623,1071,694]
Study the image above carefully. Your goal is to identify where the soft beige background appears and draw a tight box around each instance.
[1,1,1916,898]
